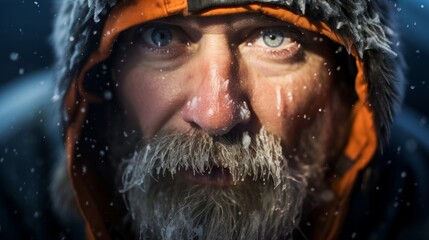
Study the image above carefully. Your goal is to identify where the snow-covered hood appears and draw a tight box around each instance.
[52,0,405,239]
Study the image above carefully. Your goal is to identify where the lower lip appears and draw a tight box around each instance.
[182,167,234,187]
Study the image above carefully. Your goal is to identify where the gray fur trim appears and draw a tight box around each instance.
[51,0,116,102]
[52,0,405,146]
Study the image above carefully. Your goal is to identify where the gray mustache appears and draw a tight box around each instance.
[120,127,301,193]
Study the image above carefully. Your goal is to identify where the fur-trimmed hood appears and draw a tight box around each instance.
[51,1,405,240]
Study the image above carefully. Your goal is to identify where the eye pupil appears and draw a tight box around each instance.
[151,28,172,47]
[263,31,284,48]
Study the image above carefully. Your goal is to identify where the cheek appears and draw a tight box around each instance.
[118,67,184,137]
[248,58,333,145]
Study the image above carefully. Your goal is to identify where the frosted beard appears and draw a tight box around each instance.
[117,126,328,240]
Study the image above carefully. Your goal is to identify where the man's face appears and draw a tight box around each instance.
[112,13,353,239]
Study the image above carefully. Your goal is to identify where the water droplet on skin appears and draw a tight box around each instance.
[276,86,282,117]
[189,96,199,110]
[287,91,293,102]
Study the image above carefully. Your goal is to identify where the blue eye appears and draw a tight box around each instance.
[247,28,301,61]
[150,27,173,47]
[262,31,284,48]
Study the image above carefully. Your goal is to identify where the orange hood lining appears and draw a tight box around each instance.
[64,0,377,239]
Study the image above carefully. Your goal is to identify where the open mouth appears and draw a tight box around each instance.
[181,166,234,187]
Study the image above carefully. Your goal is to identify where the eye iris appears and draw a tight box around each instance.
[263,31,284,48]
[151,28,172,47]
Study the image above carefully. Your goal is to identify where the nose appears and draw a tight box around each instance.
[181,40,250,135]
